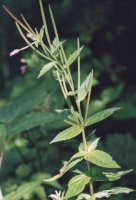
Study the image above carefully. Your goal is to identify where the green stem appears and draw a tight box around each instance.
[82,130,94,197]
[39,0,51,48]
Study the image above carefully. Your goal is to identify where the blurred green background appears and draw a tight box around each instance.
[0,0,136,199]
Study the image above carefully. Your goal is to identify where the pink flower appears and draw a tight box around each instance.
[20,66,27,74]
[10,45,29,57]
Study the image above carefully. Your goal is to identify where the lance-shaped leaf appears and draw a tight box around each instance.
[85,108,121,126]
[0,124,7,153]
[93,169,133,182]
[94,187,135,198]
[50,125,82,143]
[84,150,120,168]
[78,74,91,102]
[66,46,84,67]
[44,152,83,182]
[87,137,100,153]
[103,169,133,181]
[66,174,90,198]
[37,61,56,78]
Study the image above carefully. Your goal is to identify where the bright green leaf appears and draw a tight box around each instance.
[94,187,134,198]
[50,125,82,143]
[86,108,121,126]
[84,150,120,168]
[37,61,56,78]
[66,174,90,198]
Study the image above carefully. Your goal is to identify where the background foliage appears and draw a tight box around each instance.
[0,0,136,199]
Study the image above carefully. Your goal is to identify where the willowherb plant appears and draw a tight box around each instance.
[3,0,135,199]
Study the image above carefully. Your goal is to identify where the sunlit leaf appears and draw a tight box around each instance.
[84,150,120,168]
[66,174,90,198]
[86,108,121,126]
[50,125,82,143]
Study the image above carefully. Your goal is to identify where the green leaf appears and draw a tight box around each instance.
[77,193,92,200]
[87,138,100,153]
[78,73,91,102]
[86,108,121,126]
[4,181,41,200]
[50,125,82,143]
[66,174,90,198]
[9,112,57,137]
[0,124,7,153]
[101,84,124,104]
[93,169,133,182]
[84,150,120,168]
[103,169,133,181]
[44,152,83,182]
[0,89,47,123]
[66,46,84,67]
[94,187,135,198]
[37,61,56,78]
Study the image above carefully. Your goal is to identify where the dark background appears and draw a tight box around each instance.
[0,0,136,199]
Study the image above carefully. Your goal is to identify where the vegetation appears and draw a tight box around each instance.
[0,0,136,199]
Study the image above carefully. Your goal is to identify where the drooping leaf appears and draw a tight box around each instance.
[50,125,82,143]
[4,181,41,200]
[84,150,120,168]
[66,46,84,67]
[37,61,56,78]
[78,73,92,102]
[66,174,90,198]
[94,187,134,198]
[85,108,121,126]
[44,152,83,182]
[103,169,133,181]
[0,124,7,153]
[93,169,133,182]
